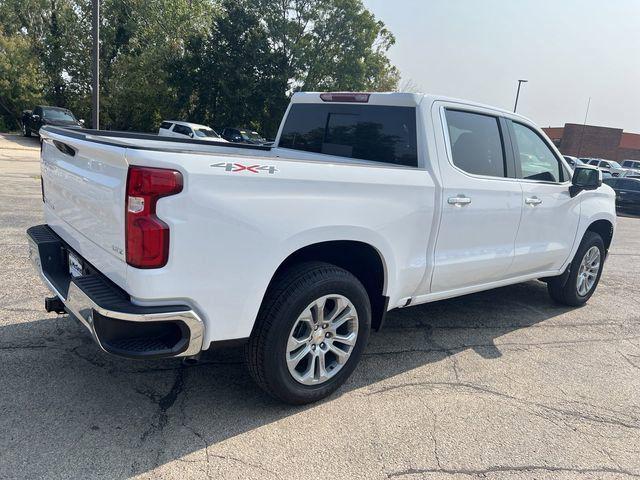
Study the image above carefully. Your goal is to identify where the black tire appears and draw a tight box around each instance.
[245,262,371,405]
[547,230,605,306]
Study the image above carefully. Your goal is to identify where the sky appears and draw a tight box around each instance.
[363,0,640,133]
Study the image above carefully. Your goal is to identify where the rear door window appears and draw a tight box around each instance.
[278,104,418,167]
[444,109,506,178]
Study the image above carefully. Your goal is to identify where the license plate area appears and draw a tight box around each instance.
[68,250,84,278]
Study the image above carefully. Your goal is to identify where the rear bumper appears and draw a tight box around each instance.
[27,224,204,359]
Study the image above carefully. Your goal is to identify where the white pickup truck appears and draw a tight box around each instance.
[28,92,616,404]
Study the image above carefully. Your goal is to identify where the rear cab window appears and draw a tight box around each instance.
[160,121,173,130]
[278,103,418,167]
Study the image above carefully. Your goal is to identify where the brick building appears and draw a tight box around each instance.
[543,124,640,161]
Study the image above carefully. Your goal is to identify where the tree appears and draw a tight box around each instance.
[0,0,90,126]
[257,0,399,92]
[171,0,399,137]
[170,0,290,135]
[0,32,46,129]
[0,0,399,134]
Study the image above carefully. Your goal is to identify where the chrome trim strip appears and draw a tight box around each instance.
[28,236,204,357]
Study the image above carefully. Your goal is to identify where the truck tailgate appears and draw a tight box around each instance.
[41,129,129,286]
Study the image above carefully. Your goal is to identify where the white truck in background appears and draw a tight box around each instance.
[28,92,615,404]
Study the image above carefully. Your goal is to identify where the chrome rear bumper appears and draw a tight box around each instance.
[27,224,204,359]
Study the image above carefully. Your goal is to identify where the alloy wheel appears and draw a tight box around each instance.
[576,246,601,296]
[286,294,358,385]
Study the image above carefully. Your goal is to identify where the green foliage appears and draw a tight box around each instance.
[0,0,398,135]
[0,32,46,129]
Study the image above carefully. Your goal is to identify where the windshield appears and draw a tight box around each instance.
[194,128,221,138]
[42,108,76,122]
[240,130,263,141]
[608,161,622,168]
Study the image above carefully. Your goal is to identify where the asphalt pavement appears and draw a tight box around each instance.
[1,133,639,479]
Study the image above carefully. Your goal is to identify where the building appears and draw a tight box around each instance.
[542,123,640,161]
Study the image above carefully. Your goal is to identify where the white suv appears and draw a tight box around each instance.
[586,159,625,177]
[158,121,228,142]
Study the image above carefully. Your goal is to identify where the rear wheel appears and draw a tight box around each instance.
[547,231,605,306]
[246,262,371,404]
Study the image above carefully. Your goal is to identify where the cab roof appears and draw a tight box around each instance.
[290,91,529,123]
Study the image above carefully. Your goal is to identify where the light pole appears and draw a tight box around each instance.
[513,79,528,113]
[91,0,100,129]
[577,97,591,158]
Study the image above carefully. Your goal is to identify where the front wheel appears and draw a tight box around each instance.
[547,231,605,306]
[246,262,371,405]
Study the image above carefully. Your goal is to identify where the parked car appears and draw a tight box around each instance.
[563,156,584,168]
[221,127,268,145]
[621,170,640,178]
[21,106,84,137]
[158,121,228,142]
[29,92,616,404]
[620,160,640,176]
[586,159,626,177]
[603,177,640,215]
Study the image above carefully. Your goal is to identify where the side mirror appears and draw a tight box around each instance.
[79,119,85,125]
[189,132,194,138]
[570,166,602,197]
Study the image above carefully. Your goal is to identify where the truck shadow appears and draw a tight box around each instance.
[1,280,572,478]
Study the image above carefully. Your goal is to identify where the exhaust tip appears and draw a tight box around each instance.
[182,354,201,366]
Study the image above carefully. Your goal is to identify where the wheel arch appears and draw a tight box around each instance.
[586,218,614,252]
[264,240,390,331]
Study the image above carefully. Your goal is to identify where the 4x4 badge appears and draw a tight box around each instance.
[210,162,278,174]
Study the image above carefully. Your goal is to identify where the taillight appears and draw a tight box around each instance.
[125,166,183,268]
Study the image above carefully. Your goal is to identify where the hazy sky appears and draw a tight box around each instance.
[363,0,640,133]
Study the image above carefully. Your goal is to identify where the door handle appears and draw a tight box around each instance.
[448,195,472,206]
[525,196,543,206]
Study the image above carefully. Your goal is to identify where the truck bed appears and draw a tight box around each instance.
[44,125,272,154]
